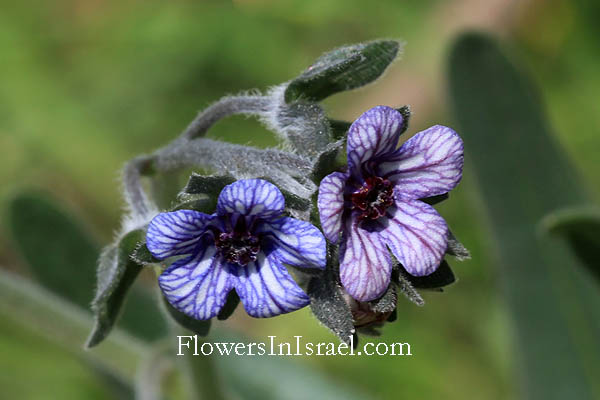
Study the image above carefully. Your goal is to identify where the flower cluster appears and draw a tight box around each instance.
[147,105,464,322]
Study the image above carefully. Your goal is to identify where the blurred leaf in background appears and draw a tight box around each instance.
[448,32,600,399]
[7,191,167,342]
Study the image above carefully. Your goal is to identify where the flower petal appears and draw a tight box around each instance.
[146,210,214,259]
[317,171,348,243]
[257,217,326,269]
[378,125,464,199]
[158,244,233,320]
[233,253,309,318]
[379,198,448,276]
[217,179,285,219]
[339,214,392,302]
[347,106,404,178]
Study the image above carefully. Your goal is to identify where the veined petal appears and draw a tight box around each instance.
[146,210,214,260]
[258,217,326,269]
[378,125,463,199]
[339,214,392,302]
[347,106,404,178]
[233,253,309,318]
[317,171,348,243]
[217,179,285,219]
[380,198,448,276]
[158,245,233,320]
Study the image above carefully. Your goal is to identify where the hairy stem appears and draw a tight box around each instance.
[182,95,271,140]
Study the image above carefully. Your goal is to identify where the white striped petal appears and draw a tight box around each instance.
[158,245,233,320]
[317,171,348,243]
[378,125,464,199]
[146,210,214,259]
[380,198,448,276]
[339,214,392,302]
[217,179,284,219]
[233,253,309,318]
[347,106,405,178]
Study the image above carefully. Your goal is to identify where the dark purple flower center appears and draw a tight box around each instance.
[214,217,260,266]
[351,176,394,220]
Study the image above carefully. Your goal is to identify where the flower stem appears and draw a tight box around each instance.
[181,94,270,140]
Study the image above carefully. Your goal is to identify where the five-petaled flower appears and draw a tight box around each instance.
[147,179,326,320]
[318,106,464,301]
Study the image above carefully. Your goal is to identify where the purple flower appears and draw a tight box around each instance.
[318,106,464,301]
[147,179,326,320]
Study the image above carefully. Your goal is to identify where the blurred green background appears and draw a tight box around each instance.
[1,0,599,399]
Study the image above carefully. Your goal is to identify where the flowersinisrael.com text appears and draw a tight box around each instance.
[177,335,412,357]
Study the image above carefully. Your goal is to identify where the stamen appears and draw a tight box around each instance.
[215,218,261,266]
[351,176,394,220]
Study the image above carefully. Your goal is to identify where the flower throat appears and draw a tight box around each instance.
[215,217,260,266]
[351,176,394,220]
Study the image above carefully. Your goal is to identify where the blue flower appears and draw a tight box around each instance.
[147,179,326,320]
[318,106,464,301]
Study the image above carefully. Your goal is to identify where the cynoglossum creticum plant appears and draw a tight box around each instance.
[86,39,470,349]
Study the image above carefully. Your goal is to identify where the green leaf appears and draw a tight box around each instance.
[8,191,100,309]
[328,119,352,141]
[542,207,600,282]
[448,32,600,399]
[307,257,355,344]
[182,174,236,197]
[87,230,151,348]
[310,139,345,183]
[171,197,215,213]
[285,40,400,103]
[257,176,312,212]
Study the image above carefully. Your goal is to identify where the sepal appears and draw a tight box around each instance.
[399,259,456,290]
[446,230,470,260]
[131,242,161,266]
[217,291,241,321]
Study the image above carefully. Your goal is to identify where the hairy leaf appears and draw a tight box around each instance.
[308,260,354,344]
[285,40,401,103]
[87,230,152,348]
[182,174,236,197]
